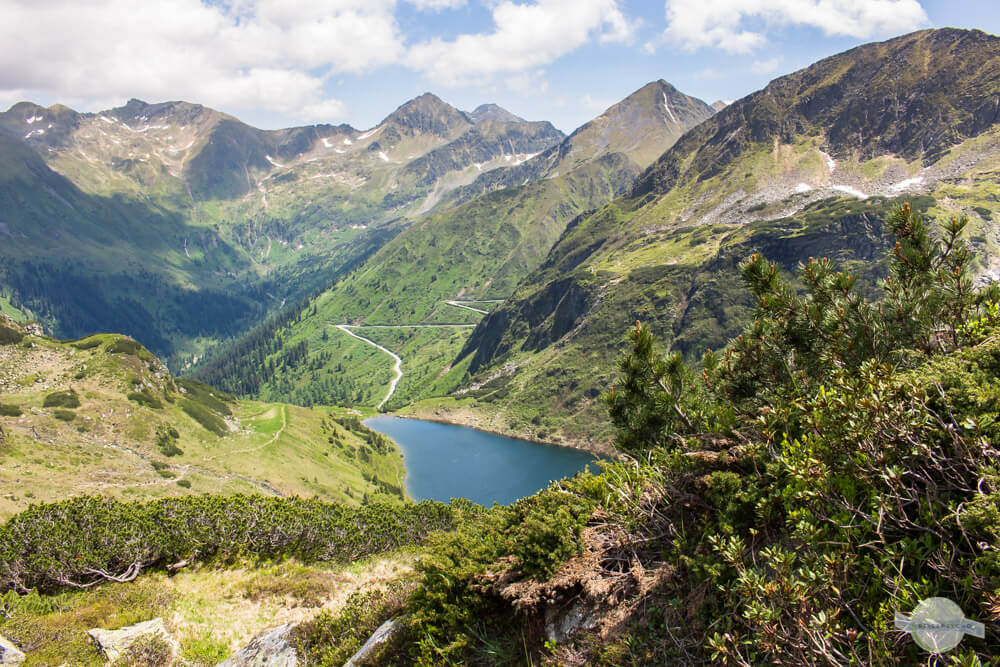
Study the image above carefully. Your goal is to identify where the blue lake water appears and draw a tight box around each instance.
[364,416,599,505]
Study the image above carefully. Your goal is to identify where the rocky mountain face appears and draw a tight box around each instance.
[447,80,716,206]
[0,93,564,365]
[438,28,1000,448]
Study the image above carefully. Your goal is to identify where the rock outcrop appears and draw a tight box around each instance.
[88,618,180,663]
[0,634,25,665]
[219,623,297,667]
[344,617,405,667]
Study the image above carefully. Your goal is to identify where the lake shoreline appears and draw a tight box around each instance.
[389,406,619,457]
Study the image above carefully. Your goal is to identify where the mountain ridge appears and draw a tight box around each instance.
[422,27,1000,448]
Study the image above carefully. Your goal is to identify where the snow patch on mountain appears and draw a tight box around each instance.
[662,92,677,124]
[831,184,867,199]
[889,176,923,192]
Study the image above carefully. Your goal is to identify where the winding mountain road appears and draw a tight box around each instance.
[331,297,506,410]
[444,300,489,314]
[335,325,404,410]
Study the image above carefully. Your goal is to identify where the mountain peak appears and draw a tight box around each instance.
[381,92,470,137]
[468,104,525,124]
[560,80,714,170]
[633,27,1000,199]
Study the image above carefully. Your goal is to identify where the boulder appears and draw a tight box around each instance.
[0,634,25,665]
[219,623,297,667]
[344,617,404,667]
[544,601,600,643]
[88,618,180,664]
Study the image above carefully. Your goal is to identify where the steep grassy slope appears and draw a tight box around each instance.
[0,316,405,520]
[432,28,1000,449]
[192,82,714,409]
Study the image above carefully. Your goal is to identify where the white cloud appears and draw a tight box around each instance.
[505,70,550,96]
[0,0,405,123]
[405,0,467,10]
[751,57,781,73]
[407,0,637,86]
[657,0,929,53]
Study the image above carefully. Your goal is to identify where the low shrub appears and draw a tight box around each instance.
[0,325,23,345]
[105,338,149,359]
[155,426,183,457]
[179,399,227,436]
[70,337,103,351]
[0,495,457,592]
[176,379,234,415]
[0,404,22,417]
[127,390,163,410]
[295,581,415,664]
[175,479,191,489]
[52,410,76,422]
[43,390,79,409]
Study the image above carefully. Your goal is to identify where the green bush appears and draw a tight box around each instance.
[176,379,234,415]
[127,390,163,410]
[295,582,414,664]
[155,426,183,457]
[43,390,79,409]
[179,399,227,436]
[0,495,456,593]
[0,404,22,417]
[70,337,103,350]
[52,410,76,422]
[176,479,191,489]
[0,325,23,345]
[105,338,149,359]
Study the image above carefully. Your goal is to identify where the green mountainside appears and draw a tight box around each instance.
[0,315,405,521]
[190,81,715,409]
[0,94,564,367]
[5,202,1000,663]
[421,28,1000,448]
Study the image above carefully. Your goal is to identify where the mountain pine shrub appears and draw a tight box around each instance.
[398,204,1000,664]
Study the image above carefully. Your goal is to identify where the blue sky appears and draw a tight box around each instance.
[2,0,999,133]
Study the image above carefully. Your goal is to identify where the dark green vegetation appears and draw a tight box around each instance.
[295,581,415,664]
[0,323,24,345]
[0,495,455,593]
[311,204,1000,664]
[0,404,23,417]
[42,389,79,409]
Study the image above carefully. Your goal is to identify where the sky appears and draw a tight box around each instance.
[1,0,999,134]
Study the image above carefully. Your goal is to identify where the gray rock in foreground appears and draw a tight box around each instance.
[0,634,25,665]
[88,617,180,663]
[344,617,404,667]
[220,623,297,667]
